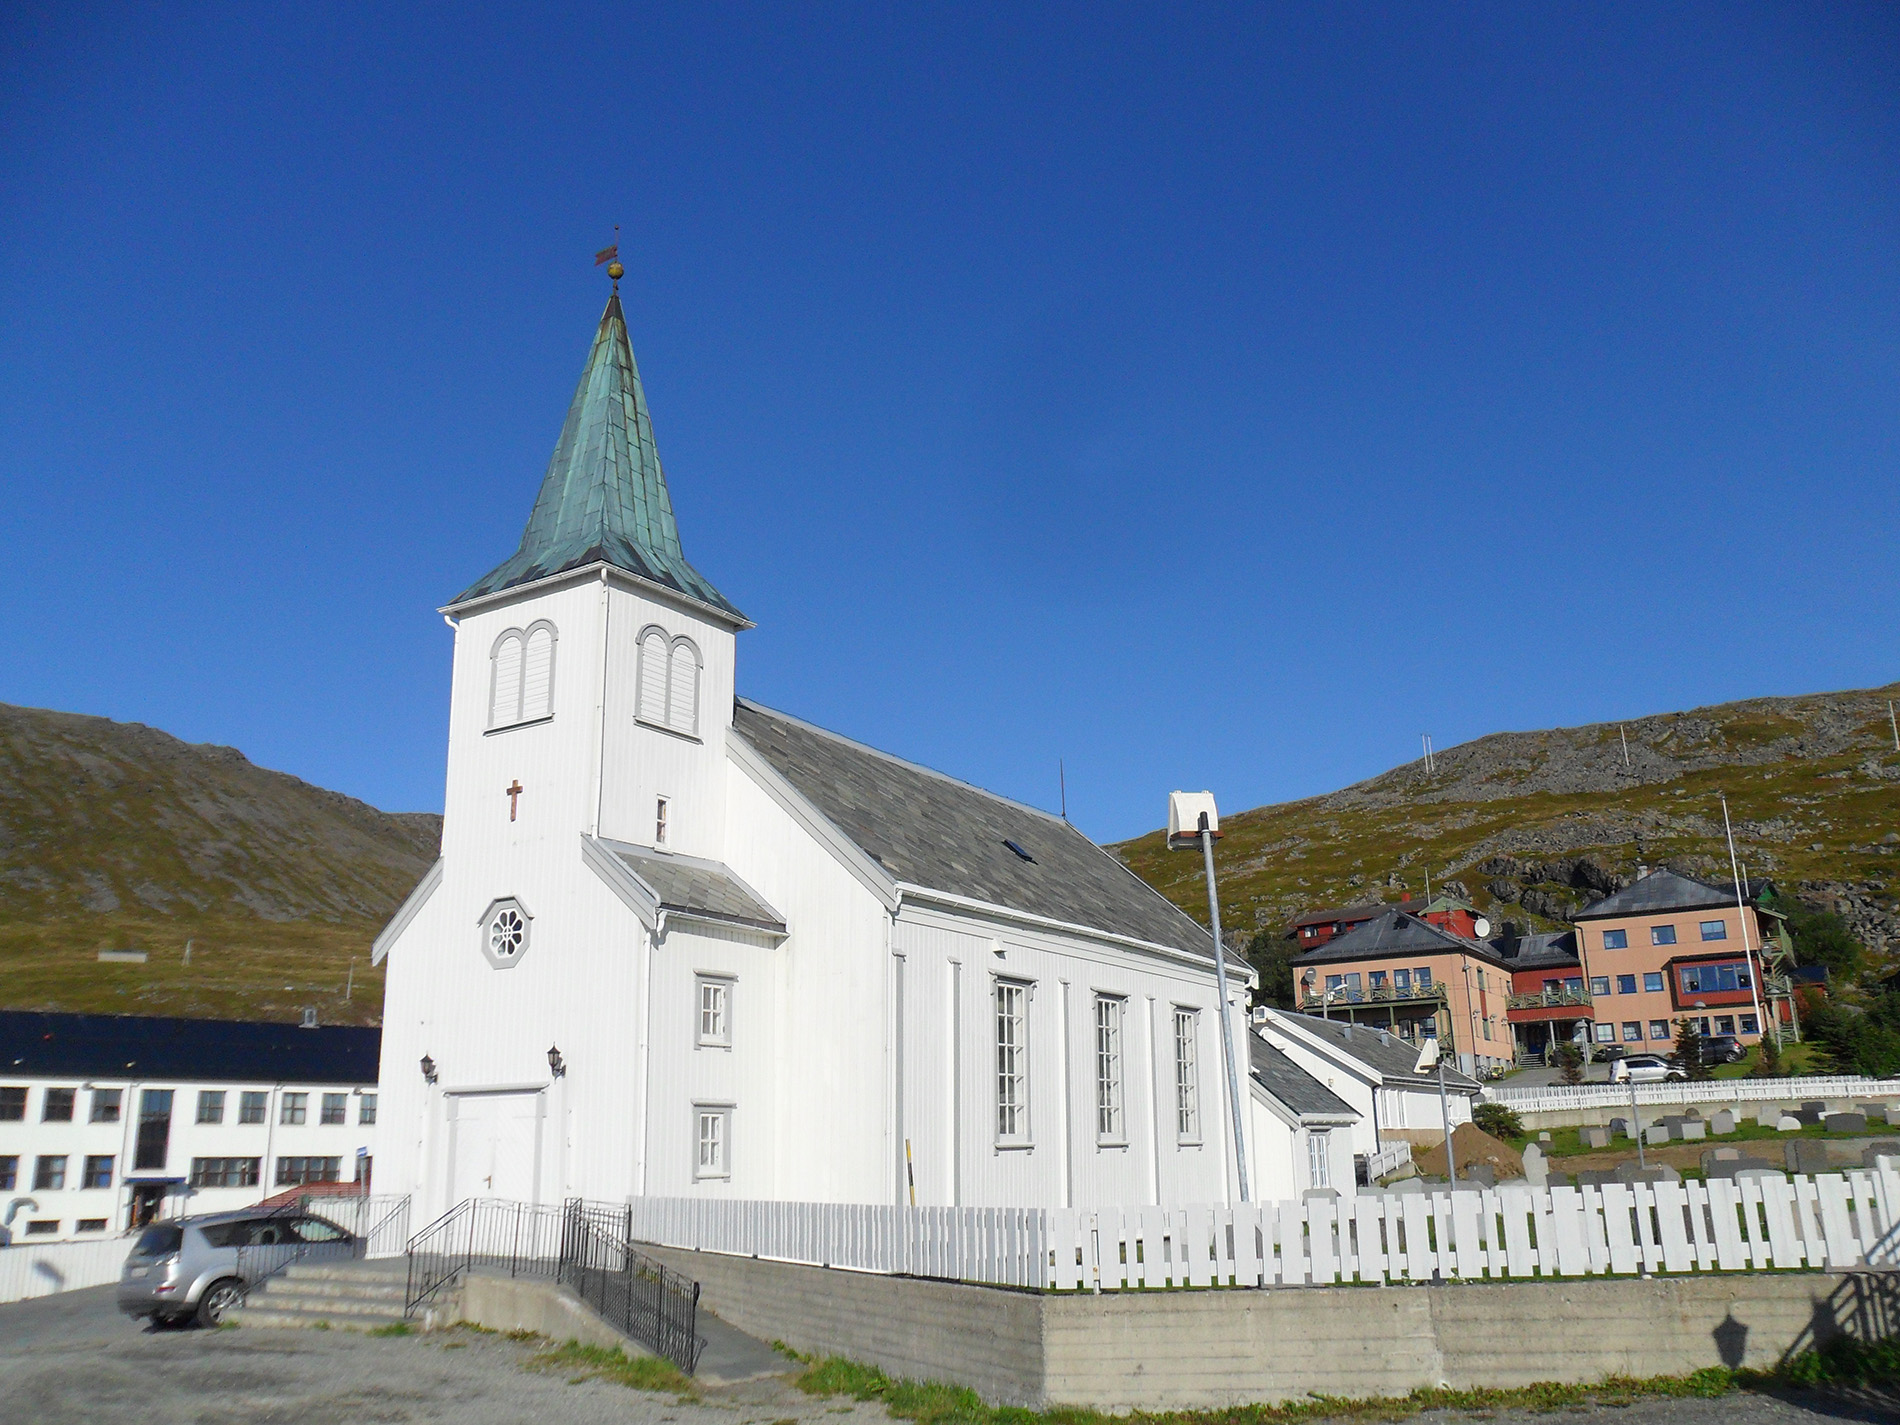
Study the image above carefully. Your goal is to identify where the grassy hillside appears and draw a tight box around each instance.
[0,703,440,1025]
[1116,683,1900,970]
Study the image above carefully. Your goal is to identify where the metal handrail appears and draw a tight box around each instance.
[1505,987,1593,1010]
[1298,981,1448,1009]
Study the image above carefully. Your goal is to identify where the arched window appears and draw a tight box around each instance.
[634,625,703,737]
[489,621,557,728]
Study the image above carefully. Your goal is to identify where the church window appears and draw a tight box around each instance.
[635,626,702,738]
[1174,1008,1201,1143]
[697,976,732,1048]
[1308,1130,1332,1189]
[695,1104,731,1180]
[1093,995,1124,1144]
[655,797,669,846]
[489,621,557,729]
[995,980,1030,1146]
[480,898,532,970]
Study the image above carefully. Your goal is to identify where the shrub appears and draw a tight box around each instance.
[1555,1044,1584,1085]
[1472,1103,1523,1139]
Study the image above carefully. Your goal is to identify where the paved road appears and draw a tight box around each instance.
[0,1286,1889,1425]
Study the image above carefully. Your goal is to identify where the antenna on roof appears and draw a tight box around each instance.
[1059,758,1067,821]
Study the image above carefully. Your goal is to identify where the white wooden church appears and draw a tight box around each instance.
[375,283,1333,1217]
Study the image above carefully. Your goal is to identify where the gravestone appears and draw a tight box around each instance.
[1776,1115,1803,1132]
[1461,1163,1497,1188]
[1758,1108,1786,1129]
[1703,1152,1776,1181]
[1645,1125,1671,1146]
[1855,1103,1890,1125]
[1544,1171,1573,1188]
[1797,1102,1828,1125]
[1785,1140,1831,1175]
[1679,1120,1707,1141]
[1861,1141,1900,1169]
[1574,1169,1619,1187]
[1384,1177,1426,1195]
[1711,1109,1737,1135]
[1734,1166,1788,1182]
[1660,1114,1688,1135]
[1522,1142,1548,1188]
[1824,1112,1867,1134]
[1615,1162,1681,1184]
[1580,1124,1612,1149]
[1538,1131,1553,1144]
[1608,1117,1631,1139]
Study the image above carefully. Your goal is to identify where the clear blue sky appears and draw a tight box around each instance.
[3,4,1896,843]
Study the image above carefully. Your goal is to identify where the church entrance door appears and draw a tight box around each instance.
[446,1090,543,1207]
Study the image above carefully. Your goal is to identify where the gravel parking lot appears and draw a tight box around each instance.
[0,1285,1891,1425]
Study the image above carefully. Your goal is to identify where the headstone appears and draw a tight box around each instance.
[1580,1124,1612,1150]
[1734,1167,1789,1183]
[1679,1120,1707,1141]
[1384,1177,1426,1195]
[1710,1109,1736,1135]
[1615,1162,1681,1184]
[1776,1115,1803,1132]
[1758,1108,1785,1129]
[1461,1163,1497,1188]
[1703,1153,1775,1182]
[1645,1124,1671,1146]
[1608,1117,1631,1139]
[1538,1131,1552,1144]
[1785,1140,1831,1175]
[1855,1103,1890,1126]
[1574,1169,1619,1187]
[1522,1142,1548,1188]
[1660,1114,1688,1133]
[1861,1141,1900,1169]
[1684,1108,1704,1121]
[1797,1102,1828,1125]
[1713,1147,1742,1161]
[1824,1112,1867,1134]
[1544,1171,1573,1188]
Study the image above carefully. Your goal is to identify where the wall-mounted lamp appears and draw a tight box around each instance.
[547,1045,566,1079]
[420,1054,438,1085]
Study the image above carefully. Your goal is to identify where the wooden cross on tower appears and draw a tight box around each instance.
[506,780,523,822]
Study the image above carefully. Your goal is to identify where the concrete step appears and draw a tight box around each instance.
[282,1260,409,1284]
[230,1303,406,1331]
[254,1276,408,1302]
[245,1289,410,1318]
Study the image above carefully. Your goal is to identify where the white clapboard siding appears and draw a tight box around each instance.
[0,1236,130,1303]
[626,1165,1900,1290]
[1489,1076,1900,1113]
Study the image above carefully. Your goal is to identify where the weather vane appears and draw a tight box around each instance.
[594,224,623,289]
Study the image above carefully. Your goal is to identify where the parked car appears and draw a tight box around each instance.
[1611,1054,1687,1084]
[117,1209,360,1327]
[1591,1045,1628,1063]
[1703,1035,1746,1064]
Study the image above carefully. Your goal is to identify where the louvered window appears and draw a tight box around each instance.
[522,624,556,720]
[490,621,557,729]
[635,626,703,738]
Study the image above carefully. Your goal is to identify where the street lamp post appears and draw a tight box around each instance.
[1168,792,1251,1204]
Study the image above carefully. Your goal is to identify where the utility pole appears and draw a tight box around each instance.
[1630,1076,1646,1170]
[1890,701,1898,754]
[1619,726,1631,770]
[1720,792,1774,1049]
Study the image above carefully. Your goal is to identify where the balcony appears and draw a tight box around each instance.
[1297,981,1448,1012]
[1506,986,1593,1011]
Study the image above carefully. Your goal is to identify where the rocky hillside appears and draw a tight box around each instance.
[0,703,441,1024]
[1117,683,1900,965]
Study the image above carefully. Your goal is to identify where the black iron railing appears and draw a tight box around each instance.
[404,1198,700,1374]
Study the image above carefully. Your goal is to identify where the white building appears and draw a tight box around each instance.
[373,281,1316,1216]
[1245,1031,1359,1201]
[0,1011,379,1243]
[1255,1008,1477,1172]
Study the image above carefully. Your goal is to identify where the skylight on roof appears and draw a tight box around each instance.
[1003,839,1037,864]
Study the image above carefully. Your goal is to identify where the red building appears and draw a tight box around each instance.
[1287,895,1489,951]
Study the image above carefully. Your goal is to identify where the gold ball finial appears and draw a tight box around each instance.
[606,260,624,282]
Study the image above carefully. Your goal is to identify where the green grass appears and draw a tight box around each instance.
[368,1321,413,1337]
[530,1339,693,1394]
[795,1345,1900,1425]
[1711,1042,1825,1079]
[1515,1117,1900,1161]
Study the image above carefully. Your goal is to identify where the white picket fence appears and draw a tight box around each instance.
[1365,1141,1413,1180]
[0,1236,131,1304]
[630,1167,1900,1290]
[1490,1075,1900,1114]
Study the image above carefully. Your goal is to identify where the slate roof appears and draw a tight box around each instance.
[0,1011,380,1084]
[1291,908,1507,969]
[1491,929,1581,971]
[731,700,1239,966]
[1248,1031,1356,1119]
[602,840,787,934]
[1272,1011,1483,1092]
[453,293,743,619]
[1573,869,1758,921]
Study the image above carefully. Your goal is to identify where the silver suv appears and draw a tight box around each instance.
[117,1209,361,1327]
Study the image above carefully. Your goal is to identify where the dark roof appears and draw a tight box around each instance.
[1248,1032,1356,1119]
[1292,908,1507,969]
[602,840,786,933]
[0,1011,380,1084]
[453,294,741,619]
[1289,898,1425,930]
[1573,869,1758,921]
[1273,1011,1482,1092]
[731,700,1237,966]
[1491,929,1581,971]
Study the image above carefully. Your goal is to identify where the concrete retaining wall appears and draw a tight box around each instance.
[459,1270,638,1353]
[645,1244,1893,1410]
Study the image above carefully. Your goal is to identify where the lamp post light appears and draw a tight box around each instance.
[419,1054,438,1086]
[547,1045,566,1079]
[1413,1037,1456,1184]
[1168,791,1251,1204]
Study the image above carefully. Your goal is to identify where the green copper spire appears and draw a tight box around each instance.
[455,293,742,618]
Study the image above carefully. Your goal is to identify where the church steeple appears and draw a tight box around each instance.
[454,292,742,620]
